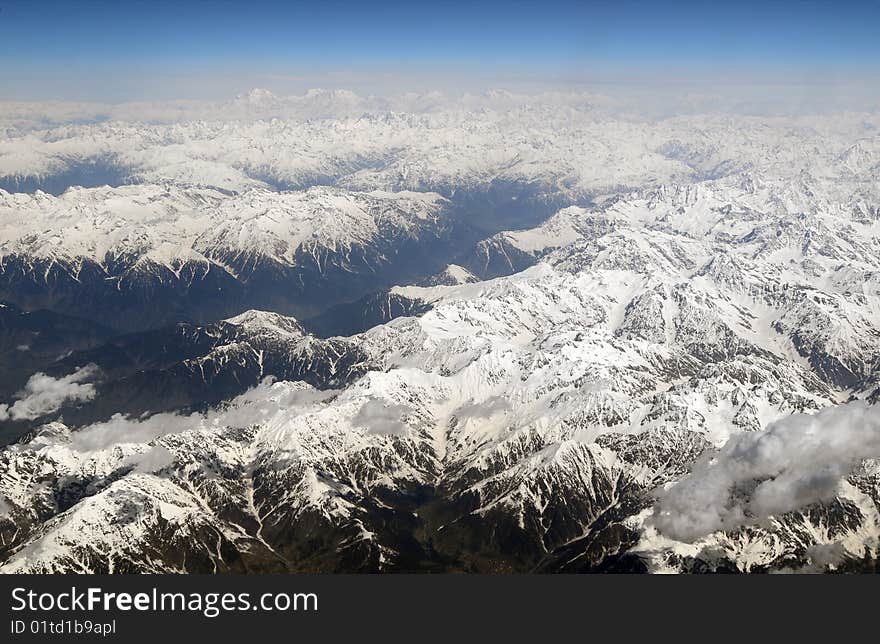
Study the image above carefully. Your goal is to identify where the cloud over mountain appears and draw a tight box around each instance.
[653,402,880,542]
[0,366,98,422]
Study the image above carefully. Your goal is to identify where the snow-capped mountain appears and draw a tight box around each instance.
[3,97,877,201]
[0,185,464,329]
[1,158,878,573]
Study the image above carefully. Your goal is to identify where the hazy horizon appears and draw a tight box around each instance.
[2,0,879,104]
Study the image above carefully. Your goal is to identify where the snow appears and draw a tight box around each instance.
[0,95,879,572]
[0,185,446,273]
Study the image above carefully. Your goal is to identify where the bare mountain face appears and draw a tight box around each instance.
[0,96,879,573]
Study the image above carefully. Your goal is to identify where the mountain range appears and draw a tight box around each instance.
[0,93,878,573]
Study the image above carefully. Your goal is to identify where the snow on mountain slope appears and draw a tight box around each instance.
[0,185,444,265]
[420,264,479,286]
[2,97,876,333]
[1,165,878,573]
[0,107,677,196]
[0,185,450,329]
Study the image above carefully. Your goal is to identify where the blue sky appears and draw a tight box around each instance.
[1,0,879,100]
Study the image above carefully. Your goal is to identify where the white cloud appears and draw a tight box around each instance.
[0,366,98,422]
[67,378,332,453]
[353,398,412,436]
[69,411,201,453]
[455,396,511,422]
[653,402,880,542]
[123,446,176,474]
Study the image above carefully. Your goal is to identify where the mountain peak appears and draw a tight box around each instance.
[224,309,305,335]
[234,88,279,105]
